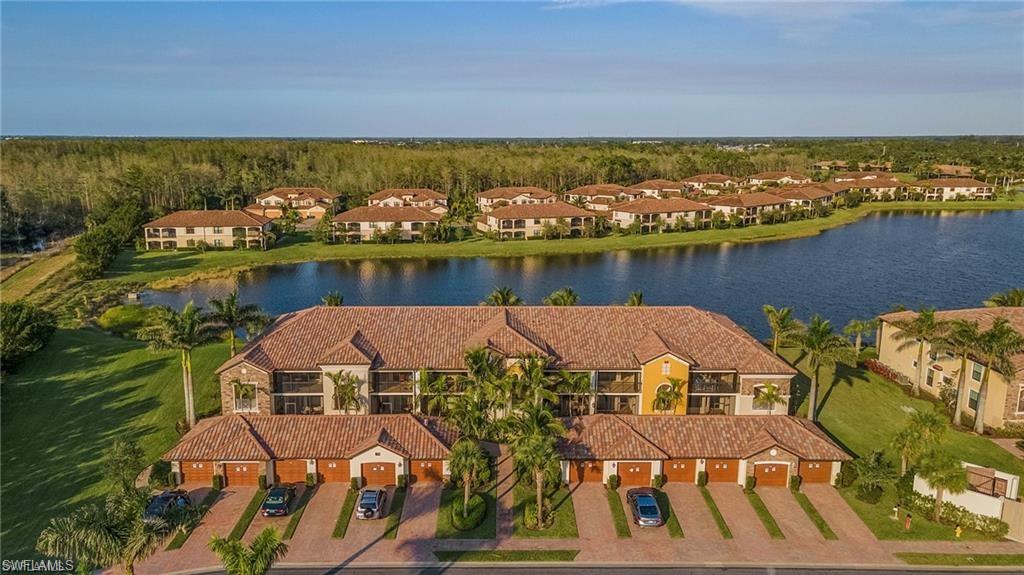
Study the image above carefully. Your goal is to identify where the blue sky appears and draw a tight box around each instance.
[2,1,1022,137]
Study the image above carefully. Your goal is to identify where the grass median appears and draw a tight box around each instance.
[896,553,1024,566]
[436,481,497,539]
[698,486,733,539]
[512,484,578,539]
[282,486,316,540]
[229,488,268,540]
[331,489,358,539]
[745,490,785,539]
[166,489,221,550]
[382,487,407,540]
[792,491,837,540]
[434,550,579,562]
[606,489,631,538]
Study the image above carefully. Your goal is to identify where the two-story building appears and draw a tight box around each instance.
[143,210,273,250]
[332,206,441,242]
[475,201,596,239]
[476,186,556,213]
[774,184,840,208]
[706,193,789,225]
[747,172,812,186]
[913,178,995,201]
[681,173,741,195]
[564,184,644,211]
[610,197,713,232]
[366,188,448,213]
[246,187,339,219]
[629,179,685,198]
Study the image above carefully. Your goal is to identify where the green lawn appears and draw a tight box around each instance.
[606,489,631,538]
[229,488,268,540]
[512,484,579,539]
[746,491,785,539]
[896,553,1024,566]
[652,489,684,538]
[331,489,358,538]
[0,328,229,558]
[839,487,988,541]
[698,486,733,539]
[1,248,76,300]
[792,491,837,540]
[382,487,407,540]
[434,550,579,562]
[435,482,498,539]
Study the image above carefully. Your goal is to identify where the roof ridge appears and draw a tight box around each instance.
[612,415,669,459]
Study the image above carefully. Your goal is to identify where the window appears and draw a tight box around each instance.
[1017,386,1024,414]
[926,370,935,387]
[596,395,637,414]
[274,372,322,394]
[273,395,323,415]
[213,239,224,247]
[596,372,640,393]
[912,359,918,369]
[233,382,258,413]
[185,227,195,234]
[186,239,196,248]
[972,363,984,381]
[213,227,223,234]
[662,361,671,375]
[969,390,979,411]
[371,371,414,393]
[928,350,937,361]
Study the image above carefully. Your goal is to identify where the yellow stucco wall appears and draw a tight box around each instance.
[641,354,689,414]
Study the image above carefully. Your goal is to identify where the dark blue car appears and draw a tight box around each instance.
[260,486,296,517]
[626,487,664,527]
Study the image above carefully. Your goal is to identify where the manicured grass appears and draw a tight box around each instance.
[746,491,785,539]
[331,489,358,538]
[606,489,631,538]
[382,487,407,540]
[0,328,229,559]
[896,553,1024,566]
[436,482,498,539]
[838,487,988,541]
[792,491,837,540]
[698,486,733,539]
[166,489,221,550]
[282,486,316,540]
[229,489,268,541]
[1,248,76,300]
[434,550,579,562]
[512,483,579,539]
[106,198,1024,289]
[652,489,684,538]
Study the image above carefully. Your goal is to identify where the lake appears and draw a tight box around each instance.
[144,210,1024,339]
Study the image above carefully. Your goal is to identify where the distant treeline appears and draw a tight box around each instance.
[1,137,1022,250]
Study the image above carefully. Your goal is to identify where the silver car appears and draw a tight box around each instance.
[355,488,388,520]
[626,487,664,527]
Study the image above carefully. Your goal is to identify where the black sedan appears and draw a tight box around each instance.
[260,486,296,517]
[144,490,191,521]
[625,487,664,527]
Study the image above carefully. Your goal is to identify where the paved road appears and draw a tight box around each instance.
[267,567,1023,575]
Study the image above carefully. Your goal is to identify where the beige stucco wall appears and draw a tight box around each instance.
[334,220,436,241]
[145,224,268,249]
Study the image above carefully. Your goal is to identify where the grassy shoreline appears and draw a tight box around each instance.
[103,199,1022,290]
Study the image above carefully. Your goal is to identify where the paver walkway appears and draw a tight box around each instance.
[706,484,769,542]
[802,484,893,564]
[883,539,1024,554]
[494,446,517,539]
[397,484,442,560]
[759,487,822,541]
[663,483,719,541]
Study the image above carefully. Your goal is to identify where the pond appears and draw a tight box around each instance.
[144,210,1024,339]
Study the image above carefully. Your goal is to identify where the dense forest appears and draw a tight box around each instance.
[2,136,1022,250]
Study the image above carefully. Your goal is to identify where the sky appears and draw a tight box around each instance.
[2,1,1022,137]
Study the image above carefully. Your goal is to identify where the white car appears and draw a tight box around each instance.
[355,488,388,520]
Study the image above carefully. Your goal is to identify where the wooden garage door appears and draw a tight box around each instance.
[664,459,697,483]
[224,462,260,486]
[361,462,396,486]
[411,460,444,483]
[275,459,308,484]
[754,463,788,487]
[569,460,603,483]
[180,461,214,485]
[799,461,833,483]
[618,462,652,486]
[319,459,350,483]
[706,459,739,483]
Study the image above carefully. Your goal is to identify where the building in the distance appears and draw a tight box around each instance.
[366,188,448,213]
[143,210,273,250]
[476,186,556,213]
[475,201,596,239]
[246,187,339,219]
[332,206,441,242]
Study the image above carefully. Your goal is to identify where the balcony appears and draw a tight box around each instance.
[273,372,322,394]
[690,372,738,394]
[273,395,324,415]
[596,372,640,394]
[371,372,414,394]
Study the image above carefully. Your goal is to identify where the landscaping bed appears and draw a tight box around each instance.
[512,484,578,539]
[436,482,497,539]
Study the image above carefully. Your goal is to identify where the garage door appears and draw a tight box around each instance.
[319,459,350,483]
[275,459,308,484]
[618,462,652,486]
[361,462,396,486]
[799,461,833,483]
[569,460,603,483]
[665,459,696,483]
[411,460,444,483]
[706,459,739,483]
[754,463,788,487]
[224,462,260,486]
[180,461,214,485]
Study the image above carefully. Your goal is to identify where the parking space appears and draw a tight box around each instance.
[619,489,672,544]
[758,487,822,540]
[396,484,442,544]
[569,483,617,542]
[662,483,720,540]
[243,484,311,542]
[705,483,770,542]
[340,485,396,545]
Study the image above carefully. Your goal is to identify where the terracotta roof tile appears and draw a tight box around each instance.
[611,197,712,214]
[774,185,836,201]
[257,187,338,201]
[629,179,684,191]
[332,206,441,223]
[144,210,272,228]
[749,171,809,181]
[706,193,789,208]
[368,188,447,202]
[486,201,595,220]
[477,186,555,200]
[879,307,1024,372]
[682,173,739,185]
[913,178,992,188]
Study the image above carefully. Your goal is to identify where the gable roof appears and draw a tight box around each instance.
[332,206,441,223]
[629,179,684,191]
[774,185,836,202]
[610,197,712,214]
[844,178,906,189]
[706,192,788,208]
[257,187,338,201]
[682,173,738,185]
[748,171,809,181]
[559,415,668,460]
[368,188,447,202]
[477,186,555,200]
[144,210,272,228]
[913,178,992,189]
[565,184,638,198]
[486,201,594,220]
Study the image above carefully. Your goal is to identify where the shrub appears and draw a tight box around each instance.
[991,422,1024,439]
[306,473,316,487]
[895,471,915,504]
[451,493,487,531]
[350,477,362,491]
[744,475,757,493]
[167,470,178,488]
[864,359,912,388]
[697,471,708,487]
[836,464,859,488]
[148,460,172,489]
[258,474,268,490]
[652,474,666,489]
[789,475,802,492]
[606,474,620,491]
[212,474,225,490]
[901,490,1009,538]
[0,301,57,372]
[856,484,883,504]
[95,305,161,339]
[397,474,408,490]
[524,500,553,530]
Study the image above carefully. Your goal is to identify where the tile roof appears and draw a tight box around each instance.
[682,173,738,185]
[367,188,447,202]
[932,164,974,177]
[477,186,555,200]
[144,210,272,228]
[845,178,906,189]
[332,206,441,223]
[164,414,457,461]
[219,306,795,375]
[486,201,595,220]
[749,171,809,181]
[706,193,789,208]
[565,184,637,198]
[610,197,712,214]
[833,171,892,181]
[629,179,684,191]
[257,187,338,201]
[774,185,836,201]
[558,415,851,461]
[879,307,1024,373]
[913,178,992,188]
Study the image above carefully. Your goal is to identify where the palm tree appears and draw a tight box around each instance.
[464,346,505,382]
[796,315,856,422]
[851,450,896,498]
[754,382,783,415]
[418,369,451,416]
[843,318,877,355]
[321,291,344,306]
[973,318,1024,434]
[762,305,803,354]
[208,289,266,356]
[138,302,220,427]
[447,392,492,441]
[327,370,362,413]
[482,286,524,306]
[890,426,922,476]
[209,527,289,575]
[910,408,947,446]
[513,435,561,529]
[652,377,686,413]
[625,291,645,306]
[508,403,565,447]
[916,450,968,522]
[556,370,592,416]
[543,287,579,306]
[518,354,556,407]
[932,319,982,426]
[448,439,492,519]
[985,288,1024,307]
[890,308,949,396]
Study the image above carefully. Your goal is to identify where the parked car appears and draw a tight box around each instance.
[355,488,388,520]
[144,490,191,521]
[626,487,664,527]
[260,486,296,517]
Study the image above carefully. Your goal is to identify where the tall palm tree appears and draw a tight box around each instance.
[973,318,1024,434]
[508,403,565,447]
[464,346,505,382]
[448,439,492,519]
[208,289,266,357]
[543,287,579,306]
[625,291,645,306]
[447,392,492,441]
[556,370,592,416]
[418,369,451,416]
[762,305,803,354]
[209,527,289,575]
[911,408,947,445]
[754,382,783,415]
[843,318,878,355]
[796,315,856,423]
[652,377,686,413]
[891,308,949,396]
[513,435,561,529]
[518,354,556,407]
[890,426,921,476]
[984,288,1024,307]
[321,291,344,306]
[932,319,982,426]
[482,286,524,306]
[327,370,362,413]
[138,302,220,427]
[916,450,968,522]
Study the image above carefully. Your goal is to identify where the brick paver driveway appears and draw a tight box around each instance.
[705,483,769,542]
[801,483,893,564]
[395,483,442,560]
[244,484,311,542]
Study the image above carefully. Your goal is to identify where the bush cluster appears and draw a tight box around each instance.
[524,500,554,530]
[901,491,1009,538]
[744,475,757,493]
[0,301,56,372]
[836,464,859,488]
[606,474,620,491]
[651,474,666,489]
[451,493,487,531]
[789,475,802,492]
[696,471,708,487]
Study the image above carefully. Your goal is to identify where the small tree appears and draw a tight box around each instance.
[543,287,579,306]
[916,450,968,522]
[984,288,1024,308]
[851,450,896,502]
[625,291,645,306]
[448,439,492,519]
[208,289,266,357]
[514,435,561,529]
[327,371,362,413]
[481,286,524,306]
[104,438,145,493]
[652,377,686,413]
[321,291,344,306]
[754,382,783,415]
[209,527,288,575]
[762,305,803,354]
[843,318,878,355]
[0,300,56,372]
[891,308,949,396]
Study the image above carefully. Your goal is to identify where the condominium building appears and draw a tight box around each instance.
[609,197,713,232]
[143,210,273,250]
[474,201,596,239]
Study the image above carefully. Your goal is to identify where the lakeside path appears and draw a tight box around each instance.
[96,198,1022,289]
